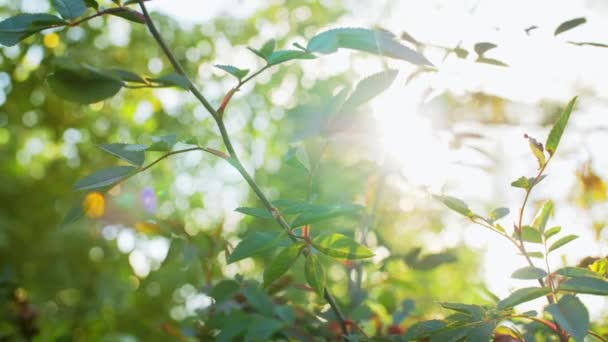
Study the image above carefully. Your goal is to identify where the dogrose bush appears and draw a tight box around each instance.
[1,0,607,341]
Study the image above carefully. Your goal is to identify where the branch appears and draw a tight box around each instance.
[118,147,226,186]
[137,0,219,120]
[135,0,350,334]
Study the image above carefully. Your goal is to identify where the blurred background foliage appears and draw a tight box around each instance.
[1,0,607,340]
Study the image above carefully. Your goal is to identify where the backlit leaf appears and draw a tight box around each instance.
[290,203,362,227]
[544,226,561,240]
[153,73,190,89]
[489,207,509,222]
[547,234,578,253]
[511,176,530,189]
[108,8,145,24]
[497,287,551,310]
[235,207,273,220]
[555,267,602,279]
[307,28,433,66]
[311,233,374,259]
[526,134,545,169]
[98,143,146,166]
[267,50,315,65]
[546,97,577,156]
[434,195,474,218]
[283,145,310,172]
[263,243,305,287]
[304,253,325,296]
[0,13,67,47]
[474,42,497,56]
[146,134,177,152]
[545,295,589,342]
[215,64,249,80]
[520,225,542,243]
[47,62,124,104]
[341,70,398,113]
[532,200,553,234]
[558,277,608,295]
[227,232,284,264]
[555,17,586,36]
[52,0,87,19]
[73,166,136,191]
[511,266,548,280]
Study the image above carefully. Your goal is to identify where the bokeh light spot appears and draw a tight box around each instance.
[83,192,105,218]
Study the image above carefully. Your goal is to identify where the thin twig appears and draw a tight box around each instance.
[136,0,349,333]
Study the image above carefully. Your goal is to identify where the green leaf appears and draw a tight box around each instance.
[544,226,561,240]
[527,251,544,259]
[210,280,240,304]
[267,50,315,65]
[511,266,548,280]
[304,253,325,296]
[260,39,276,57]
[0,13,67,47]
[214,64,249,80]
[98,143,146,167]
[242,286,274,316]
[476,57,509,67]
[62,204,85,226]
[438,302,483,320]
[559,277,608,295]
[555,267,602,279]
[227,232,284,264]
[341,70,398,113]
[511,176,530,189]
[146,134,177,152]
[497,287,551,310]
[47,63,124,104]
[401,320,445,341]
[307,28,433,66]
[283,145,310,172]
[108,69,146,83]
[545,295,589,342]
[324,87,350,116]
[555,17,586,36]
[568,41,608,48]
[434,195,474,218]
[83,0,98,9]
[545,97,577,156]
[263,243,305,287]
[474,42,497,56]
[311,233,374,260]
[488,207,509,222]
[547,234,578,253]
[526,134,546,169]
[215,312,251,342]
[152,73,190,89]
[108,8,145,24]
[511,175,547,190]
[235,207,273,220]
[73,166,136,191]
[52,0,87,19]
[247,315,284,341]
[404,249,457,270]
[520,225,542,243]
[290,203,362,227]
[532,200,553,234]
